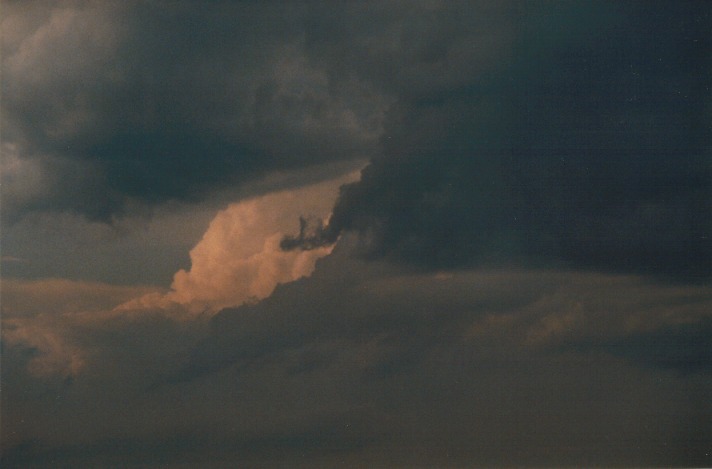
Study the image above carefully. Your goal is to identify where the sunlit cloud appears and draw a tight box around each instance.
[118,171,359,316]
[2,172,359,377]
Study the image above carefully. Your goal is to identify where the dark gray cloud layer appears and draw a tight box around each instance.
[286,1,712,279]
[3,245,712,467]
[2,0,384,222]
[4,1,710,279]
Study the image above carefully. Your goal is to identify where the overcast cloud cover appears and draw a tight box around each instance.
[2,1,711,467]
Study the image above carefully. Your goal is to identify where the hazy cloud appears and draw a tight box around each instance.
[0,278,160,318]
[4,241,711,466]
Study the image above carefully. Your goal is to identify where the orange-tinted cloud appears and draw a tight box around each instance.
[2,173,359,378]
[1,279,162,378]
[1,278,161,317]
[118,171,359,315]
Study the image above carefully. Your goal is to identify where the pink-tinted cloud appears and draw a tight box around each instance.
[118,171,359,315]
[1,279,162,378]
[2,172,359,378]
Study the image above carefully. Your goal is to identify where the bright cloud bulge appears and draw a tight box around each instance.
[2,171,358,378]
[119,172,357,315]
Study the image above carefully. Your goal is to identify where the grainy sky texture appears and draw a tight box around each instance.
[2,1,711,467]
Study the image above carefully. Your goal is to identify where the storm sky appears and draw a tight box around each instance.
[2,1,711,467]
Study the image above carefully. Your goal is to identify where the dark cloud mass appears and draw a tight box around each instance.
[2,1,712,468]
[4,1,710,278]
[1,0,384,222]
[286,1,712,279]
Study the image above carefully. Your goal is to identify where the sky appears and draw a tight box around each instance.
[1,1,711,467]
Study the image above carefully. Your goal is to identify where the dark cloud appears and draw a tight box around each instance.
[571,317,712,373]
[186,240,712,379]
[166,246,712,466]
[5,1,709,279]
[3,2,712,467]
[4,242,711,467]
[1,1,384,223]
[286,1,712,280]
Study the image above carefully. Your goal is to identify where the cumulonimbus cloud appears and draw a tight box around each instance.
[2,172,360,378]
[118,171,359,316]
